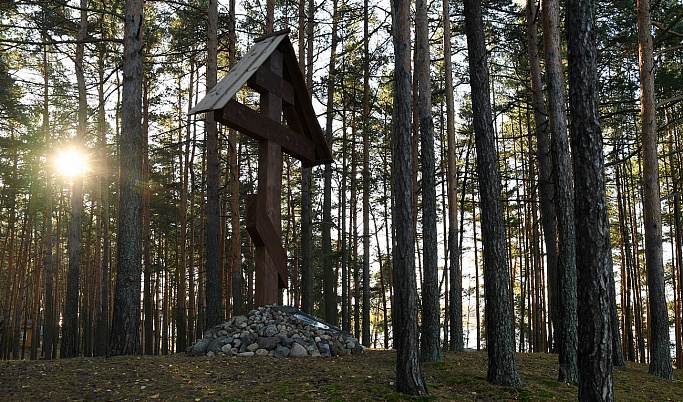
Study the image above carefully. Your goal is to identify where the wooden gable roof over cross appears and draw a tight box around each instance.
[188,29,332,167]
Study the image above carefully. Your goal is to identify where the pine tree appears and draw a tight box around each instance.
[392,0,427,395]
[109,0,144,356]
[565,0,614,396]
[464,0,522,387]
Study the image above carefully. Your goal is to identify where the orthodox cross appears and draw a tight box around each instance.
[189,29,332,307]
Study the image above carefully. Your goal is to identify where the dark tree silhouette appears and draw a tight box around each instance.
[464,0,522,387]
[565,0,614,397]
[109,0,144,357]
[205,0,221,329]
[391,0,427,395]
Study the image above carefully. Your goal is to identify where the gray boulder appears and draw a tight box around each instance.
[258,325,278,337]
[273,345,290,358]
[233,315,249,327]
[207,336,228,354]
[189,338,211,355]
[257,336,280,351]
[317,342,331,357]
[290,342,308,357]
[281,337,295,348]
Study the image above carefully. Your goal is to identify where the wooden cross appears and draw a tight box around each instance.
[189,30,332,307]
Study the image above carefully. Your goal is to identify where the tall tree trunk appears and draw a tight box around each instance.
[361,0,371,348]
[416,0,441,363]
[13,216,30,360]
[675,193,683,370]
[341,113,349,332]
[109,0,144,356]
[228,0,242,317]
[351,107,359,338]
[541,0,579,383]
[205,0,222,328]
[189,108,199,338]
[391,0,427,395]
[464,0,521,386]
[142,72,154,355]
[61,0,87,358]
[637,0,674,380]
[444,0,463,353]
[527,0,558,354]
[187,58,197,340]
[616,165,636,361]
[300,0,314,315]
[42,37,56,360]
[565,0,614,397]
[95,36,111,356]
[608,247,626,367]
[474,201,480,351]
[177,73,188,352]
[323,0,338,326]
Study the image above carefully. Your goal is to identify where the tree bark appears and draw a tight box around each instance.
[637,0,674,380]
[205,0,221,328]
[361,0,372,348]
[391,0,427,395]
[463,0,522,387]
[177,72,189,352]
[228,0,242,317]
[527,0,558,355]
[540,0,579,383]
[41,37,56,360]
[341,113,349,332]
[323,0,338,326]
[444,0,463,354]
[143,72,153,355]
[109,0,144,356]
[565,0,614,396]
[300,0,314,314]
[416,0,441,363]
[61,0,87,359]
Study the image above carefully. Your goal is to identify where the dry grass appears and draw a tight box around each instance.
[1,349,682,400]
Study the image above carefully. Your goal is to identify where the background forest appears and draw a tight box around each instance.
[0,0,682,381]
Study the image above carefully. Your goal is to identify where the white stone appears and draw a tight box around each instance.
[247,342,259,352]
[238,351,255,357]
[311,350,321,357]
[255,348,269,356]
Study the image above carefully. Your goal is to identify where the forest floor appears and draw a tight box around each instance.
[0,349,682,401]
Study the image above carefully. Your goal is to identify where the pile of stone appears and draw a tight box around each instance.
[187,305,365,358]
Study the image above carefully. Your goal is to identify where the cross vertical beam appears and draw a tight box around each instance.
[253,51,284,307]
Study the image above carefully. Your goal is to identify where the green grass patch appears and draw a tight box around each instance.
[543,379,561,387]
